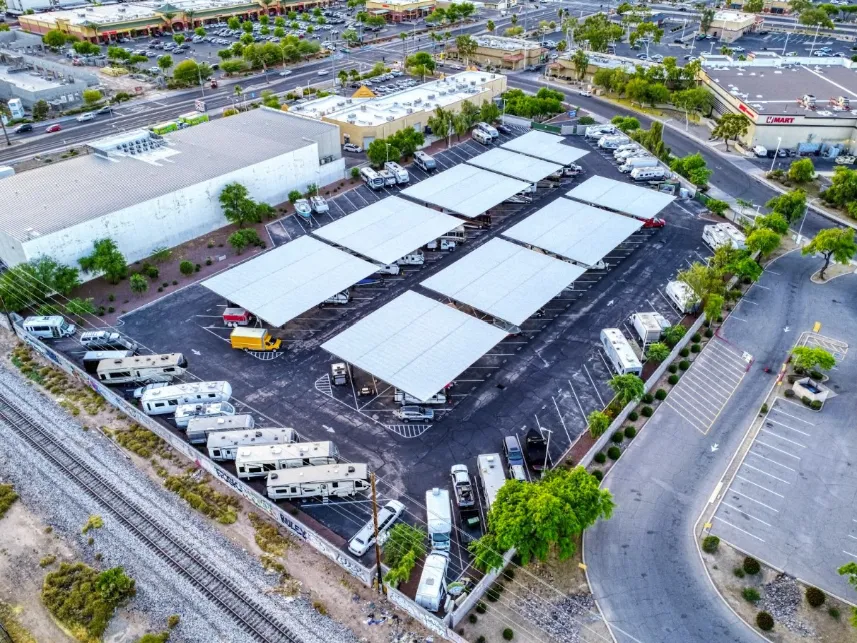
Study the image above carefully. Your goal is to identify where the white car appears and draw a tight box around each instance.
[278,70,292,76]
[317,69,329,76]
[77,112,95,122]
[347,500,405,556]
[577,89,592,97]
[343,143,362,153]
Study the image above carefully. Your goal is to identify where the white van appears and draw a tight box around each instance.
[174,401,235,428]
[415,552,449,612]
[23,315,76,339]
[472,128,493,145]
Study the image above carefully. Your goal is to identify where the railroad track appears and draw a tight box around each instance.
[0,393,302,643]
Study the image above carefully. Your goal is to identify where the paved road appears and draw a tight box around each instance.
[584,249,832,643]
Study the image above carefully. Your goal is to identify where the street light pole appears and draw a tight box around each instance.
[782,28,791,56]
[541,428,553,474]
[770,136,781,172]
[809,23,820,56]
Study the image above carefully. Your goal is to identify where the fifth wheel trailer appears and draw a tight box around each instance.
[600,328,643,376]
[629,312,671,346]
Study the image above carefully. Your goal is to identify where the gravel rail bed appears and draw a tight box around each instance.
[0,366,360,643]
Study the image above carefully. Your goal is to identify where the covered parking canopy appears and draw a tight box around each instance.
[500,130,589,166]
[322,290,507,402]
[565,175,674,220]
[465,147,563,183]
[503,198,643,268]
[399,164,530,219]
[202,236,377,327]
[421,238,585,327]
[312,196,462,265]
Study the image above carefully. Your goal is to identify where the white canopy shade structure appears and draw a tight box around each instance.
[465,148,563,183]
[421,238,585,327]
[565,175,674,221]
[312,196,462,265]
[500,130,589,166]
[321,290,507,402]
[202,236,377,327]
[399,164,530,219]
[503,198,643,268]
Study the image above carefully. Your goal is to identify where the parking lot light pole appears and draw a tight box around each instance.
[540,427,553,473]
[782,28,791,56]
[369,472,384,595]
[808,24,821,56]
[770,136,781,173]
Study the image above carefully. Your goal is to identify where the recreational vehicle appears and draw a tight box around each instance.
[140,381,232,416]
[96,353,187,385]
[600,328,643,376]
[426,488,452,551]
[83,350,134,375]
[414,151,437,171]
[630,167,667,182]
[186,414,257,445]
[665,280,700,314]
[174,402,235,428]
[702,223,747,251]
[477,453,508,513]
[384,161,410,184]
[629,312,671,346]
[360,167,385,190]
[415,552,449,612]
[265,463,369,500]
[207,427,297,461]
[235,440,338,479]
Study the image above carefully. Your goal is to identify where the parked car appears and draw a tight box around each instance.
[343,143,362,153]
[577,89,592,97]
[45,124,62,133]
[347,500,405,556]
[496,123,512,135]
[13,123,33,134]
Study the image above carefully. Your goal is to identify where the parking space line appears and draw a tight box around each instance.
[703,347,748,373]
[742,463,790,484]
[714,516,766,542]
[759,428,807,449]
[721,502,773,527]
[747,451,796,472]
[583,363,606,407]
[728,489,780,512]
[755,439,801,459]
[567,380,588,421]
[663,400,709,433]
[551,396,572,444]
[844,551,857,559]
[772,409,815,425]
[765,418,811,437]
[667,387,720,418]
[681,368,736,398]
[736,475,785,498]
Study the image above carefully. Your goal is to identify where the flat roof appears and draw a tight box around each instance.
[500,130,590,166]
[466,148,562,183]
[420,238,585,326]
[19,0,260,26]
[202,236,377,327]
[565,176,674,220]
[399,164,529,218]
[473,35,543,51]
[312,196,462,265]
[503,198,643,268]
[321,290,507,402]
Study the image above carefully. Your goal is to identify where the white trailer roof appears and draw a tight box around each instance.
[321,290,507,402]
[465,148,563,183]
[500,130,589,165]
[312,196,462,265]
[399,164,530,219]
[565,175,674,220]
[202,236,377,327]
[421,238,584,326]
[503,198,643,268]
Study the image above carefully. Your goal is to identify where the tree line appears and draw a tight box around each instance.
[425,100,501,147]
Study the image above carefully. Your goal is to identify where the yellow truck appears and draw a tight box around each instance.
[230,327,282,351]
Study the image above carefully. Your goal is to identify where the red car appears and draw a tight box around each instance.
[45,124,62,133]
[642,217,665,229]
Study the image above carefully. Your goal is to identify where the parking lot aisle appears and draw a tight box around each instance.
[662,337,750,435]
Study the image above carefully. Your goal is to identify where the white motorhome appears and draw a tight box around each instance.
[140,381,232,416]
[378,169,397,187]
[207,427,297,461]
[477,453,507,512]
[23,315,76,339]
[174,401,235,428]
[235,440,338,479]
[613,142,641,157]
[266,463,369,500]
[665,280,700,314]
[414,151,437,171]
[598,135,631,150]
[396,252,425,266]
[620,157,659,173]
[360,167,385,190]
[630,167,667,182]
[375,263,401,276]
[702,223,747,251]
[585,124,616,139]
[384,161,410,184]
[630,312,671,346]
[96,353,188,386]
[394,389,447,405]
[426,488,452,551]
[600,328,643,376]
[475,121,499,140]
[415,552,449,612]
[187,414,257,445]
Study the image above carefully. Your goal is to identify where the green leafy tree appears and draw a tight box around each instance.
[172,60,213,85]
[387,127,425,159]
[260,89,280,108]
[572,14,624,52]
[227,16,240,29]
[219,182,260,228]
[608,373,645,407]
[157,54,173,73]
[129,274,148,296]
[700,8,715,32]
[646,342,670,363]
[228,229,261,254]
[662,324,687,346]
[427,106,454,147]
[486,19,495,33]
[732,256,763,281]
[802,228,857,279]
[836,562,857,626]
[820,167,857,217]
[32,100,49,121]
[754,213,789,235]
[107,46,131,64]
[504,26,524,37]
[30,255,80,296]
[484,467,615,565]
[78,238,127,284]
[799,7,835,27]
[72,41,100,56]
[744,0,764,11]
[791,346,836,373]
[383,523,426,586]
[746,228,781,257]
[766,188,806,223]
[670,153,712,188]
[173,34,185,46]
[367,139,400,166]
[42,30,68,49]
[704,294,724,322]
[587,410,611,438]
[468,532,505,572]
[611,116,641,133]
[706,199,729,216]
[455,34,478,66]
[195,26,206,37]
[711,113,750,151]
[677,262,724,309]
[65,297,96,318]
[630,21,663,59]
[479,100,501,124]
[788,157,815,183]
[405,51,436,80]
[571,49,589,80]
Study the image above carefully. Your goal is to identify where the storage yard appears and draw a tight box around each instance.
[36,127,714,600]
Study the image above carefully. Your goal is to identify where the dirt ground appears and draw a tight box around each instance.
[703,540,854,642]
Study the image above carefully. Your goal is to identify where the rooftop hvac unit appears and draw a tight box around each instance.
[336,101,345,107]
[118,6,125,11]
[77,12,86,17]
[406,108,413,114]
[414,97,422,104]
[386,115,394,121]
[360,105,367,111]
[427,94,436,100]
[346,98,352,104]
[347,114,357,121]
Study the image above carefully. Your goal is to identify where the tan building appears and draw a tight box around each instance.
[726,0,790,15]
[365,0,435,22]
[549,51,657,84]
[703,10,763,43]
[289,71,507,147]
[449,36,544,71]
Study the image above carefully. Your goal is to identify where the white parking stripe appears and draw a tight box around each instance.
[714,516,766,542]
[765,418,811,437]
[722,502,773,527]
[666,391,718,421]
[664,401,708,432]
[742,463,791,484]
[747,451,797,472]
[682,368,737,397]
[772,409,816,426]
[755,439,801,459]
[701,351,747,378]
[727,489,780,512]
[736,475,785,498]
[760,428,807,449]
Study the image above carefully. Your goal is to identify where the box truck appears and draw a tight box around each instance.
[230,327,282,351]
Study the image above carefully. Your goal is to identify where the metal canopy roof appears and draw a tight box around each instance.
[312,196,462,265]
[465,148,563,183]
[321,290,507,402]
[503,198,643,268]
[500,130,590,165]
[565,175,674,220]
[421,238,585,326]
[399,164,530,219]
[202,236,377,327]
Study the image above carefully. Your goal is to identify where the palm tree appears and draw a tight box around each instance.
[510,13,518,25]
[399,31,408,63]
[443,30,452,56]
[486,19,495,34]
[427,106,453,148]
[452,112,469,141]
[184,8,195,30]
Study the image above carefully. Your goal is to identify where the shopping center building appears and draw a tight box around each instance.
[449,36,544,71]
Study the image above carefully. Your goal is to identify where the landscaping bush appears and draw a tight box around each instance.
[691,343,701,353]
[705,328,714,338]
[743,557,761,575]
[172,280,178,285]
[628,410,639,421]
[195,263,201,272]
[756,611,774,631]
[691,333,701,342]
[801,396,811,406]
[469,614,478,624]
[805,586,826,607]
[810,400,822,410]
[179,261,194,276]
[668,364,678,374]
[503,628,514,641]
[611,431,624,444]
[679,360,690,371]
[594,452,607,464]
[591,469,604,481]
[641,406,653,417]
[144,265,159,279]
[783,389,796,398]
[742,587,761,602]
[655,389,667,401]
[476,637,486,643]
[702,535,720,553]
[760,403,768,414]
[828,607,840,619]
[642,393,654,404]
[624,426,636,439]
[733,567,745,578]
[205,258,213,266]
[503,568,515,582]
[475,602,487,614]
[809,369,823,381]
[607,446,621,460]
[679,347,690,358]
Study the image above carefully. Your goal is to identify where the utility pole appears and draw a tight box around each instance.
[370,473,384,594]
[0,110,10,147]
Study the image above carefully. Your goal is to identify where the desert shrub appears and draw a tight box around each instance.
[164,469,240,524]
[756,611,774,631]
[503,628,514,640]
[679,360,690,370]
[40,555,57,568]
[607,446,621,460]
[760,403,768,414]
[0,484,18,519]
[624,426,636,439]
[702,535,719,553]
[179,261,194,276]
[691,333,701,342]
[249,513,291,555]
[591,470,604,481]
[641,406,653,417]
[144,265,159,279]
[81,515,103,534]
[642,393,654,404]
[167,615,180,629]
[733,567,745,578]
[805,587,825,607]
[477,637,486,643]
[742,587,760,602]
[691,343,701,353]
[475,602,487,614]
[743,557,761,575]
[469,614,478,624]
[828,607,840,619]
[801,396,811,406]
[594,452,607,464]
[628,411,639,421]
[668,374,679,385]
[810,400,822,410]
[611,431,624,444]
[783,389,795,398]
[655,389,667,400]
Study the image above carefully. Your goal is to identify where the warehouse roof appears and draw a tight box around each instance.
[400,164,529,218]
[466,148,563,183]
[321,290,507,402]
[312,196,462,265]
[503,198,642,268]
[0,108,337,242]
[500,130,589,165]
[421,238,585,326]
[202,236,377,327]
[565,176,674,220]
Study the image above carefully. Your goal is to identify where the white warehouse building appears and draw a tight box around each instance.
[0,108,344,277]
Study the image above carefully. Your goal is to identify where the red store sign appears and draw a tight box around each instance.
[765,116,796,124]
[738,103,756,119]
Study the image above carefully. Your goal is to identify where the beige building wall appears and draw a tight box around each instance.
[451,43,544,70]
[704,11,760,43]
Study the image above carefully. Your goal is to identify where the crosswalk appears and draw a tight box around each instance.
[385,423,431,438]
